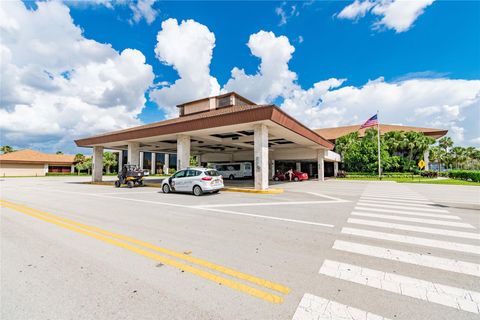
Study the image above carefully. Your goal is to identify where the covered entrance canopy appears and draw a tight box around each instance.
[75,92,337,190]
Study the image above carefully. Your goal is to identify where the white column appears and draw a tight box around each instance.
[254,124,269,190]
[317,149,325,182]
[270,160,275,180]
[295,162,301,172]
[92,146,104,182]
[163,154,170,174]
[127,142,140,166]
[44,164,48,174]
[333,162,339,177]
[424,149,430,171]
[151,152,156,174]
[139,152,144,169]
[177,135,190,170]
[118,151,123,172]
[70,164,75,173]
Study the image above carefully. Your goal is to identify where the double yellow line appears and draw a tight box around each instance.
[0,199,290,304]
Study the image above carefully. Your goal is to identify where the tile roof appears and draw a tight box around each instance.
[0,149,76,164]
[314,124,448,141]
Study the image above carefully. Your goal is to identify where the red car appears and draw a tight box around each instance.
[273,170,309,182]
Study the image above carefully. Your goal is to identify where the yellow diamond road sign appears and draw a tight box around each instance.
[418,160,426,169]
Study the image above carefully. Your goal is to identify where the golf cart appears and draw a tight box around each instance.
[115,164,149,188]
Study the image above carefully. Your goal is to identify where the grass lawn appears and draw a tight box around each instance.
[340,176,480,186]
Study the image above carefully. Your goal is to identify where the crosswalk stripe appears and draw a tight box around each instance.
[347,218,480,240]
[332,240,480,277]
[355,203,448,213]
[358,199,440,208]
[360,196,435,205]
[354,206,460,220]
[292,293,391,320]
[361,194,427,200]
[351,212,474,229]
[341,227,480,255]
[319,260,480,314]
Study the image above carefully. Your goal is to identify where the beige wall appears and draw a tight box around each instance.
[0,163,46,176]
[183,100,210,115]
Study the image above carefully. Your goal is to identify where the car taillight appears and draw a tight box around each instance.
[202,176,212,181]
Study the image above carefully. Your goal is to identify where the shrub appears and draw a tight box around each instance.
[420,171,438,178]
[448,170,480,182]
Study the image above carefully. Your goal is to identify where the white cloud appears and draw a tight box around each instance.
[223,31,297,104]
[219,29,480,146]
[337,0,375,20]
[67,0,159,24]
[0,0,154,153]
[149,18,220,118]
[338,0,435,33]
[275,2,299,26]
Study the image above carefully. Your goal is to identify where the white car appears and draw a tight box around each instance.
[161,167,224,196]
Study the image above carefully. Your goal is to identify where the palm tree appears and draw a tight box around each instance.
[74,153,86,175]
[0,146,14,154]
[103,152,117,174]
[429,146,442,172]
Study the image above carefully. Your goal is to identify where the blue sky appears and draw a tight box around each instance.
[1,0,479,153]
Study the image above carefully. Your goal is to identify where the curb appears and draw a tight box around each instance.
[222,187,284,194]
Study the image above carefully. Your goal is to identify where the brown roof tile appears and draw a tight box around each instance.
[314,124,448,141]
[0,149,76,164]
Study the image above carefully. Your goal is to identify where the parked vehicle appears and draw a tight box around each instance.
[212,162,252,180]
[161,167,224,196]
[273,170,308,182]
[115,164,149,188]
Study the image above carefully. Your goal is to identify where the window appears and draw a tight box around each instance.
[205,170,220,176]
[173,170,186,178]
[186,170,201,177]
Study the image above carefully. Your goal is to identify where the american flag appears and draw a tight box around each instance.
[360,114,379,129]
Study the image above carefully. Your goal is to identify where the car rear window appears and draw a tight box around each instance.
[205,170,220,176]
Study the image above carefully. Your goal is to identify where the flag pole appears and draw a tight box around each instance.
[377,110,381,179]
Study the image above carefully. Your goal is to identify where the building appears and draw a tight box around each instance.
[314,124,448,171]
[0,149,76,177]
[314,124,448,144]
[75,92,341,190]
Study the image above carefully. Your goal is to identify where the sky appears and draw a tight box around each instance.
[1,0,479,154]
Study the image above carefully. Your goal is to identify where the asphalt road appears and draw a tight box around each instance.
[1,177,479,319]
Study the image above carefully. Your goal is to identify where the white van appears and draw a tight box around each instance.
[213,162,253,180]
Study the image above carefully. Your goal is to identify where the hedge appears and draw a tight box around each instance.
[448,170,480,182]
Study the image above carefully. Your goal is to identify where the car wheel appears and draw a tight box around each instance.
[294,176,299,182]
[162,184,170,194]
[114,180,121,188]
[229,174,235,180]
[127,181,134,188]
[193,185,203,196]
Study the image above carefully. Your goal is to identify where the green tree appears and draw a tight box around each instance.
[73,153,85,175]
[103,152,117,174]
[0,146,14,154]
[75,157,92,175]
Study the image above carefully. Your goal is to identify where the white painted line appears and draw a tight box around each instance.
[355,203,448,213]
[354,206,460,220]
[360,196,435,205]
[35,188,335,228]
[292,293,391,320]
[361,194,428,201]
[193,200,347,208]
[351,212,475,229]
[358,199,440,208]
[341,227,480,255]
[319,260,480,314]
[333,240,480,277]
[347,218,480,240]
[195,207,335,228]
[307,192,349,202]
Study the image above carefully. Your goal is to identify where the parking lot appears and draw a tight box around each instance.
[1,177,479,319]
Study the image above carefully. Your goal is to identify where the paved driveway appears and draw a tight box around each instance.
[1,177,479,319]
